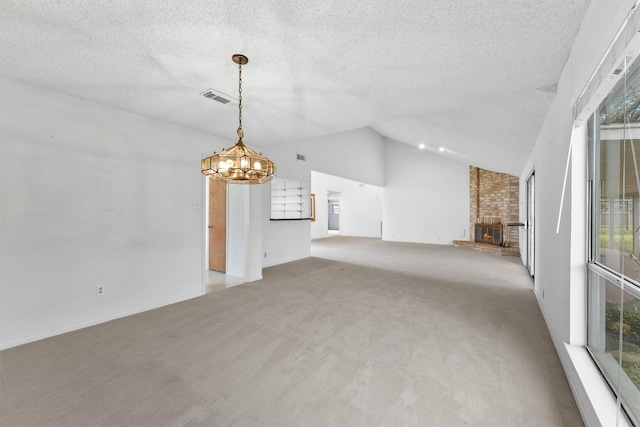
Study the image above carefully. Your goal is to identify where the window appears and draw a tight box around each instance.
[587,54,640,425]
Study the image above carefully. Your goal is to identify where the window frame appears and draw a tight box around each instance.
[586,102,640,426]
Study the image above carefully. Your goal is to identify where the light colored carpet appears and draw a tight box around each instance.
[0,237,583,426]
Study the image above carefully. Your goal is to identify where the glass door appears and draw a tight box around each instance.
[526,172,535,278]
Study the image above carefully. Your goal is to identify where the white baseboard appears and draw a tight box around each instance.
[0,291,203,351]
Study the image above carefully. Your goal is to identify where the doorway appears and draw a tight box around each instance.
[526,171,535,278]
[208,178,227,272]
[203,178,247,292]
[328,199,340,234]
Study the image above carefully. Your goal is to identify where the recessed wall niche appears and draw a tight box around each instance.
[270,178,312,220]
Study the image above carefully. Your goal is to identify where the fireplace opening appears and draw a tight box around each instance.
[475,223,503,246]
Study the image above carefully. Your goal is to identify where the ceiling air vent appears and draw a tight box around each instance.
[201,88,236,105]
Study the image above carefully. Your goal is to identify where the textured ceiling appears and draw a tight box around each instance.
[0,0,591,176]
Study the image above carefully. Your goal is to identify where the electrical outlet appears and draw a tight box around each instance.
[460,229,466,237]
[96,285,105,296]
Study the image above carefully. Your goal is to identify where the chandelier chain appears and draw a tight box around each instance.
[238,61,243,132]
[201,54,275,184]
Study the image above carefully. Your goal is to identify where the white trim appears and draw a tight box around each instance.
[570,124,588,346]
[534,289,632,426]
[574,2,640,127]
[565,344,633,427]
[202,169,209,295]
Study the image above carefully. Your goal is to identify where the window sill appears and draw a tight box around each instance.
[565,343,633,427]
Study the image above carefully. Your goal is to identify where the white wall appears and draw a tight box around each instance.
[262,127,385,267]
[522,1,638,425]
[0,78,234,349]
[260,142,312,268]
[311,171,383,239]
[383,139,469,245]
[300,127,386,187]
[311,171,342,239]
[226,184,264,282]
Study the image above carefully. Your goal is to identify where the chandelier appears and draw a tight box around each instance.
[201,54,276,184]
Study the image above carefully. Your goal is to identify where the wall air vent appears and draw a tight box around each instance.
[201,88,236,105]
[296,154,306,161]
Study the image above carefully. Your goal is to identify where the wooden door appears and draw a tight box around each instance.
[208,178,226,272]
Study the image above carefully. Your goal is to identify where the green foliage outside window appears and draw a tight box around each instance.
[606,300,640,388]
[599,228,635,254]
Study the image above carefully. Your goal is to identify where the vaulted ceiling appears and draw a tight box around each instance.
[0,0,591,176]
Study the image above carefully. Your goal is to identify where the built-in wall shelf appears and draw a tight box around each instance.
[270,178,312,220]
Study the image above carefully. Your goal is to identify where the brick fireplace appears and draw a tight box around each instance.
[453,166,520,256]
